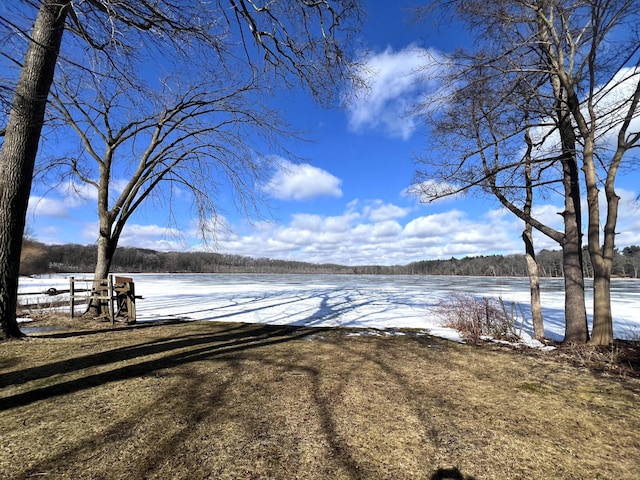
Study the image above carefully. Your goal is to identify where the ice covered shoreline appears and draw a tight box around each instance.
[18,273,640,343]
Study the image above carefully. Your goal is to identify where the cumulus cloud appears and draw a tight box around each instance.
[261,159,343,200]
[530,203,564,230]
[404,180,464,204]
[592,67,640,144]
[209,203,526,266]
[402,210,466,237]
[41,196,535,266]
[28,179,100,219]
[363,201,410,222]
[530,67,640,160]
[27,196,71,218]
[74,221,186,251]
[114,223,186,251]
[291,213,356,233]
[347,45,444,139]
[352,220,403,240]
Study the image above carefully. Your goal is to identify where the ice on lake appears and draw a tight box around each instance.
[18,273,640,343]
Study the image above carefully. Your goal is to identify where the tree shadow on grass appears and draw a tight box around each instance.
[2,285,384,405]
[21,317,193,338]
[5,322,374,479]
[3,291,488,479]
[16,360,240,480]
[0,322,330,411]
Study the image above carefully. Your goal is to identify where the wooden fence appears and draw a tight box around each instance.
[70,275,137,324]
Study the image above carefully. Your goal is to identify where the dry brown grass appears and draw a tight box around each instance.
[1,318,639,480]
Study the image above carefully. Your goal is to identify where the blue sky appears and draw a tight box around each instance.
[25,1,640,266]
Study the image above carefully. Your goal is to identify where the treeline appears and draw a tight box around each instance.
[406,247,640,278]
[20,241,364,275]
[19,240,640,278]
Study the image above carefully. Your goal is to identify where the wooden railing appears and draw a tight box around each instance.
[70,275,137,324]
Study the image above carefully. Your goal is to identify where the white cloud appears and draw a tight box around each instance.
[527,188,640,251]
[530,67,640,160]
[405,180,464,204]
[592,67,640,144]
[347,45,444,139]
[75,221,186,251]
[27,196,70,218]
[28,179,99,219]
[33,197,534,265]
[363,201,410,222]
[530,203,563,225]
[261,159,343,200]
[208,203,527,266]
[402,211,466,237]
[117,224,186,251]
[352,220,403,240]
[290,213,354,233]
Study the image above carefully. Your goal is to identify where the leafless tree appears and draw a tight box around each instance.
[0,0,362,338]
[48,70,295,317]
[531,0,640,344]
[414,0,640,344]
[0,1,69,339]
[521,111,545,341]
[412,33,589,343]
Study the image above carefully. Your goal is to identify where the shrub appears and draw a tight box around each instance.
[435,293,522,343]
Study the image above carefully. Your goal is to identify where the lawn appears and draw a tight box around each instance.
[1,319,639,479]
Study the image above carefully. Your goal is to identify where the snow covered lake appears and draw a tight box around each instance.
[18,273,640,342]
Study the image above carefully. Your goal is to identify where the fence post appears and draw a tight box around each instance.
[108,275,115,325]
[70,276,75,318]
[128,280,136,323]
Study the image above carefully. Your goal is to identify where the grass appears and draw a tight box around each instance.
[1,318,640,480]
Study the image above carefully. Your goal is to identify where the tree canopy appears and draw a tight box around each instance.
[0,0,363,338]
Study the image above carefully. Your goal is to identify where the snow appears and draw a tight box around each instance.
[17,273,640,346]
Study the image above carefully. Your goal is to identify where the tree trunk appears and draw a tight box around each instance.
[560,156,588,344]
[559,145,589,343]
[0,1,70,340]
[590,273,613,344]
[531,4,589,343]
[554,66,589,343]
[85,227,117,318]
[561,236,589,343]
[521,120,544,341]
[583,139,616,345]
[523,229,544,340]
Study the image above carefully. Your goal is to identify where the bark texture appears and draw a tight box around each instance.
[523,229,544,340]
[0,1,70,340]
[558,115,588,343]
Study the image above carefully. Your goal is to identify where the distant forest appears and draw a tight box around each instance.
[19,239,640,278]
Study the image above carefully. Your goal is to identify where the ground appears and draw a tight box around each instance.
[1,316,640,479]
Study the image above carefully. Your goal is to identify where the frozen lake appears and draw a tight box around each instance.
[18,273,640,342]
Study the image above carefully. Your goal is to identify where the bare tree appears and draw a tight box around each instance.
[0,0,362,338]
[412,38,589,343]
[414,0,640,344]
[531,0,640,344]
[48,70,294,317]
[0,1,70,340]
[521,111,545,341]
